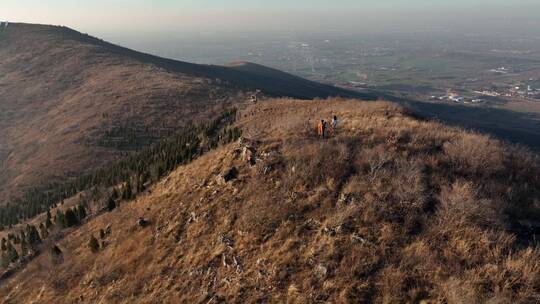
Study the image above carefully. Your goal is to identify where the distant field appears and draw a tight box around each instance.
[501,100,540,114]
[117,32,540,93]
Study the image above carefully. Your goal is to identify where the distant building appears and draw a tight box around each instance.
[489,67,509,74]
[450,96,464,103]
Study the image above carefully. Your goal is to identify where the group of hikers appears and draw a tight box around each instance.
[317,115,338,139]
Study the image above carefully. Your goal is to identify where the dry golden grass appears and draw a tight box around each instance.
[1,98,540,303]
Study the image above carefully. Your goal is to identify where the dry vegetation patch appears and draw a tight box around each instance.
[1,98,540,303]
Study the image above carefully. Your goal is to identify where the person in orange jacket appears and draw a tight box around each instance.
[317,120,326,139]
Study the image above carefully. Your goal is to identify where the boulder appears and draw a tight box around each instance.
[314,264,328,280]
[137,217,149,227]
[105,224,112,235]
[222,167,239,182]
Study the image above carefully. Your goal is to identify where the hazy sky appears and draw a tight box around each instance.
[2,0,540,34]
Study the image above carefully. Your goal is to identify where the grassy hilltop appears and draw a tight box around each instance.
[1,99,539,303]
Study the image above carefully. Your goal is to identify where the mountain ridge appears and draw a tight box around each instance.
[0,22,371,203]
[1,98,539,303]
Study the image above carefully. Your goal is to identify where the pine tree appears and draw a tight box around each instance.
[20,238,29,256]
[18,231,25,245]
[1,250,11,268]
[107,196,116,212]
[55,210,65,228]
[1,251,9,268]
[122,181,132,200]
[6,241,18,262]
[39,223,48,239]
[140,173,149,192]
[26,224,42,248]
[45,210,53,228]
[76,204,87,221]
[63,208,79,227]
[51,245,62,256]
[50,244,63,265]
[111,188,119,200]
[0,108,238,227]
[88,235,100,253]
[12,233,20,244]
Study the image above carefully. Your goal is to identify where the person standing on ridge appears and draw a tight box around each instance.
[317,120,326,139]
[329,115,338,136]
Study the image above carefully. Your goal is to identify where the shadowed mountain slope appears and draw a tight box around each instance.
[0,23,370,203]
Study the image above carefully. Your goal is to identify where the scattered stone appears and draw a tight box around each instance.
[260,165,271,175]
[50,245,64,264]
[304,219,322,231]
[241,146,257,166]
[105,224,112,236]
[217,234,234,247]
[314,264,328,280]
[138,217,149,227]
[222,254,229,268]
[187,212,197,224]
[222,167,239,182]
[288,284,300,297]
[337,193,354,206]
[323,225,342,236]
[189,268,204,277]
[351,233,367,244]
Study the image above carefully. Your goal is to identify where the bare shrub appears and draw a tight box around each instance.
[391,159,428,206]
[354,144,394,183]
[437,181,503,229]
[443,133,505,176]
[379,266,409,303]
[237,186,298,239]
[440,277,485,304]
[284,140,350,190]
[440,248,540,304]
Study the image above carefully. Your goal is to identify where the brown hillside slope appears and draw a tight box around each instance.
[0,23,368,203]
[1,99,540,303]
